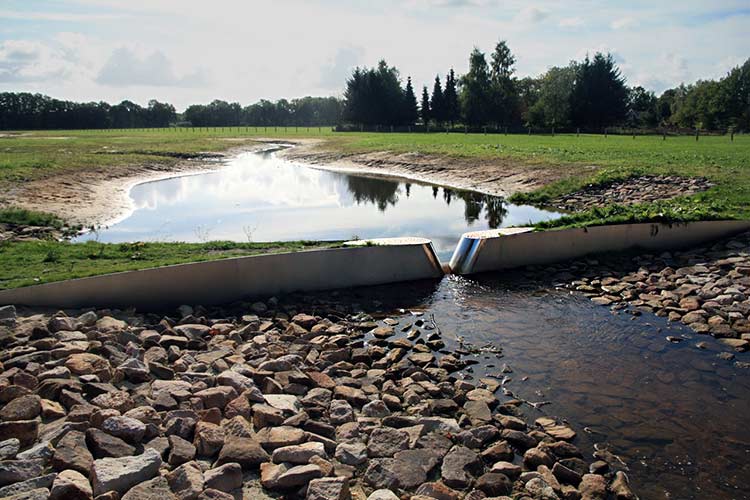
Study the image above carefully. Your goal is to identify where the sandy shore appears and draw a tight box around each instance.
[4,139,568,229]
[279,140,580,198]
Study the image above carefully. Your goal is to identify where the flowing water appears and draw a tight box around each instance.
[316,274,750,500]
[76,148,560,260]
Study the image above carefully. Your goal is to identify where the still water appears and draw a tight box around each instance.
[79,148,560,260]
[306,274,750,500]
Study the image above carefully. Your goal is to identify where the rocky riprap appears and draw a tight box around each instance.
[0,297,636,500]
[549,175,713,212]
[526,230,750,361]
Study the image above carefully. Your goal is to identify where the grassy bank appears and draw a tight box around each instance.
[0,240,338,289]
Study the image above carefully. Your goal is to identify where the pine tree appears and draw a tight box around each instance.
[403,77,419,125]
[420,85,431,124]
[444,69,459,125]
[570,53,628,129]
[431,75,444,124]
[459,50,491,126]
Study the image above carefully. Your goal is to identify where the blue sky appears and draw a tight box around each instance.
[1,0,748,110]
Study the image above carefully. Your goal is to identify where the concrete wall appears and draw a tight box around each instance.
[0,238,443,310]
[450,221,750,275]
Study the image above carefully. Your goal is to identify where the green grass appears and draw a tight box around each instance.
[0,207,66,228]
[0,239,339,289]
[0,128,748,287]
[314,131,750,224]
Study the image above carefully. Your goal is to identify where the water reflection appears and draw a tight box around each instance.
[79,149,559,259]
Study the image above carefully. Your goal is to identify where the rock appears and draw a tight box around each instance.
[198,489,234,500]
[263,394,300,413]
[441,446,483,489]
[490,461,521,479]
[481,441,514,463]
[524,447,555,469]
[0,395,41,421]
[255,426,305,450]
[86,429,135,459]
[552,461,582,486]
[2,487,50,500]
[101,416,146,444]
[272,464,322,489]
[526,477,559,499]
[335,442,368,465]
[122,476,177,500]
[306,477,350,500]
[367,427,410,458]
[414,481,461,500]
[272,442,326,464]
[0,459,45,487]
[168,435,196,466]
[579,473,607,500]
[193,421,225,456]
[203,463,242,493]
[366,490,399,500]
[0,474,55,498]
[362,400,391,418]
[329,400,354,424]
[0,419,38,447]
[216,437,269,469]
[475,472,512,496]
[0,439,19,460]
[65,354,111,380]
[364,458,428,490]
[165,461,204,500]
[90,448,162,496]
[52,430,93,474]
[50,469,93,500]
[610,471,637,500]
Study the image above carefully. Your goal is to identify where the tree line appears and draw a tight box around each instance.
[343,42,750,132]
[0,94,342,130]
[0,93,176,130]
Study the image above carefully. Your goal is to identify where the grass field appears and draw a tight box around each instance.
[0,128,748,287]
[0,239,337,289]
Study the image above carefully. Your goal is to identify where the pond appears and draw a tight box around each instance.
[311,274,750,500]
[77,147,560,260]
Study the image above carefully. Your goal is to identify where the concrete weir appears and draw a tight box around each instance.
[1,221,749,309]
[449,220,750,275]
[0,237,443,310]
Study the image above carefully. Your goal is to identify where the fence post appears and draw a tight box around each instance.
[731,131,734,142]
[695,128,699,141]
[604,128,607,138]
[504,126,508,136]
[528,127,531,135]
[576,128,579,137]
[464,125,468,134]
[551,127,555,137]
[663,131,666,141]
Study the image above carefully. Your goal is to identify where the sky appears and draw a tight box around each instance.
[1,0,748,110]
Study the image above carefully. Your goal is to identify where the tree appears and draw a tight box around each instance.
[530,64,576,128]
[570,53,629,129]
[343,60,407,126]
[403,77,419,125]
[444,69,460,125]
[460,49,491,126]
[430,75,445,124]
[420,86,431,124]
[627,86,658,127]
[489,40,518,126]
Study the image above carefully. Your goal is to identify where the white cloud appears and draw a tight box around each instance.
[0,40,71,82]
[558,17,584,28]
[610,17,637,30]
[96,47,208,88]
[516,6,549,24]
[0,9,121,22]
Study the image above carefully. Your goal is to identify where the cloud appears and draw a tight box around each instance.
[96,47,208,87]
[0,9,120,22]
[610,17,637,29]
[516,6,549,24]
[0,39,71,82]
[320,46,364,90]
[558,17,584,28]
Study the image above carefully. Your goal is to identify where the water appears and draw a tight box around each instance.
[305,274,750,500]
[78,148,560,260]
